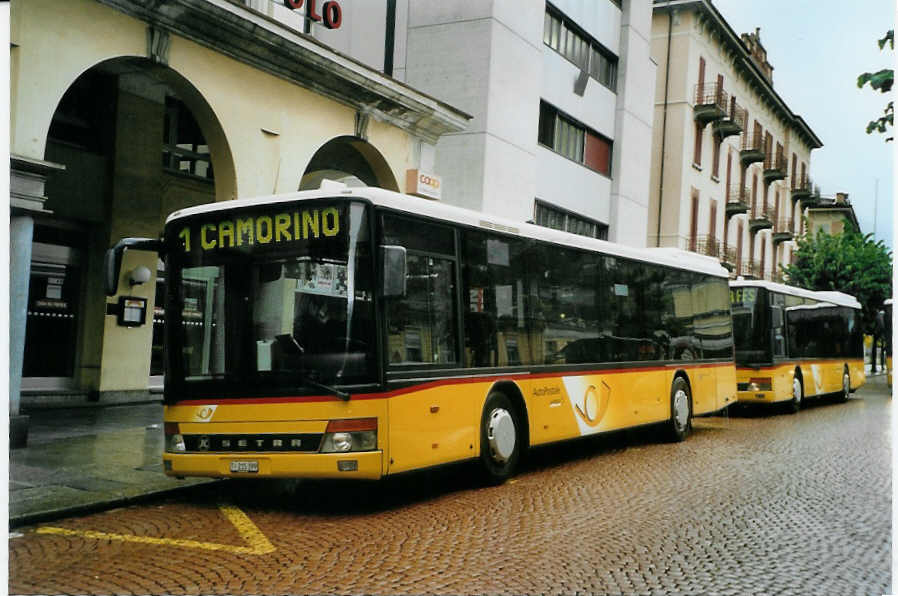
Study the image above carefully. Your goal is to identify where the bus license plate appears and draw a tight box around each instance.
[230,461,259,473]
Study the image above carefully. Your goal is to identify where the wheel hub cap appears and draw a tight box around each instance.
[793,379,802,403]
[673,390,689,429]
[488,408,516,463]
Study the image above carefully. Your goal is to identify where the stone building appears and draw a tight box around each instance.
[649,0,822,281]
[9,0,468,442]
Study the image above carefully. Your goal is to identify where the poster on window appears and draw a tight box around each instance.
[296,261,347,298]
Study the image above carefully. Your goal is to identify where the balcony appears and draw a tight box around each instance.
[735,260,759,278]
[739,133,765,166]
[763,151,787,185]
[712,99,746,139]
[749,203,773,233]
[693,82,729,126]
[721,244,738,272]
[695,236,722,259]
[726,184,750,216]
[772,218,793,244]
[801,187,822,208]
[790,175,812,204]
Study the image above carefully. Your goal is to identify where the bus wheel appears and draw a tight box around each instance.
[666,377,692,442]
[838,369,850,403]
[479,392,520,484]
[788,376,803,413]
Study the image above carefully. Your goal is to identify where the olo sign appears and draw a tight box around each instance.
[283,0,343,30]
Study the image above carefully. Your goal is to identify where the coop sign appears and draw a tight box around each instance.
[283,0,343,30]
[177,207,341,253]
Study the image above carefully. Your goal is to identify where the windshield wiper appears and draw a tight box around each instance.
[302,375,350,401]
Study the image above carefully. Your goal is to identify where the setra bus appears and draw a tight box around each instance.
[105,186,736,483]
[883,298,892,387]
[730,279,865,412]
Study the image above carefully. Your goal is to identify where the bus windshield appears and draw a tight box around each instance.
[731,286,771,365]
[165,200,375,398]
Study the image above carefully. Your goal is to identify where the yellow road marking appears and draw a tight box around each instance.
[35,504,275,555]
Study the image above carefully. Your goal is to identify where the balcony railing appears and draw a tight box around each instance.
[721,244,738,269]
[772,218,793,244]
[763,151,787,183]
[791,175,812,203]
[693,82,728,124]
[726,185,750,216]
[695,236,722,258]
[749,203,773,232]
[740,133,765,165]
[713,98,746,138]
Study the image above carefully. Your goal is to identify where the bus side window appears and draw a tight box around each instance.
[461,230,533,367]
[381,215,459,367]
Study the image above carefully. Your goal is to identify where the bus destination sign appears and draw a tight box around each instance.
[177,206,341,253]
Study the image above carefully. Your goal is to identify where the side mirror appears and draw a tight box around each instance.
[770,306,784,328]
[104,237,165,295]
[380,245,407,297]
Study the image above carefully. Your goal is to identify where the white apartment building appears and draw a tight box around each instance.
[649,0,822,280]
[283,0,657,246]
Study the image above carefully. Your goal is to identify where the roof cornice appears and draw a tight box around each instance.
[96,0,471,144]
[653,0,823,150]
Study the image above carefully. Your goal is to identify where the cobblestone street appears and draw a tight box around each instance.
[9,378,890,595]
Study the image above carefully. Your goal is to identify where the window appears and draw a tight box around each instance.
[163,96,214,181]
[382,215,459,367]
[534,200,608,240]
[539,101,612,176]
[544,6,618,92]
[693,121,703,166]
[462,231,533,367]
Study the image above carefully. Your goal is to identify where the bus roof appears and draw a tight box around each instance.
[730,279,861,309]
[166,186,731,278]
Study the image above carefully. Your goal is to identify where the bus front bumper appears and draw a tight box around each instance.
[163,450,384,480]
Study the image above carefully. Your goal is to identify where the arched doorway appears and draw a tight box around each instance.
[24,57,235,397]
[300,136,398,191]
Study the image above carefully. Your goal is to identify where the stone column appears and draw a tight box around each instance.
[9,155,64,448]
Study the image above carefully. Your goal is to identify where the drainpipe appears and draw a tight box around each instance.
[656,2,674,247]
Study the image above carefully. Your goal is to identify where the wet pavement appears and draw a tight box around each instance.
[9,403,217,527]
[8,376,891,595]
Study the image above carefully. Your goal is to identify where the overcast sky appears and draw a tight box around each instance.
[712,0,895,249]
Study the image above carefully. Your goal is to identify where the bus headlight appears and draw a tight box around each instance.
[167,433,186,453]
[164,422,186,453]
[320,418,377,453]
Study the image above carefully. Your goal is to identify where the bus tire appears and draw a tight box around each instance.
[666,376,692,442]
[788,375,803,414]
[479,391,521,485]
[837,367,850,403]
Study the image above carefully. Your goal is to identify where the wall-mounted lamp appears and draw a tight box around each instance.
[129,265,152,286]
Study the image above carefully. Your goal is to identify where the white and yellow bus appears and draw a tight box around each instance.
[106,186,736,484]
[730,280,865,412]
[883,298,892,387]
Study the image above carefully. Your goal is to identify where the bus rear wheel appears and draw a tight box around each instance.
[788,376,803,413]
[479,392,521,484]
[666,376,692,442]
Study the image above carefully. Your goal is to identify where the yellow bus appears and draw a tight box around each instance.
[730,280,865,412]
[106,186,736,484]
[884,298,892,387]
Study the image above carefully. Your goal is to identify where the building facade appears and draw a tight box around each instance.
[804,192,861,237]
[287,0,657,246]
[649,0,822,282]
[9,0,469,437]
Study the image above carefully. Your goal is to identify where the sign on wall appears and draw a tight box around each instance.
[406,169,442,200]
[283,0,343,29]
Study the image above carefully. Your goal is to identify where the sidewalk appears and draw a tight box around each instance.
[8,403,219,528]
